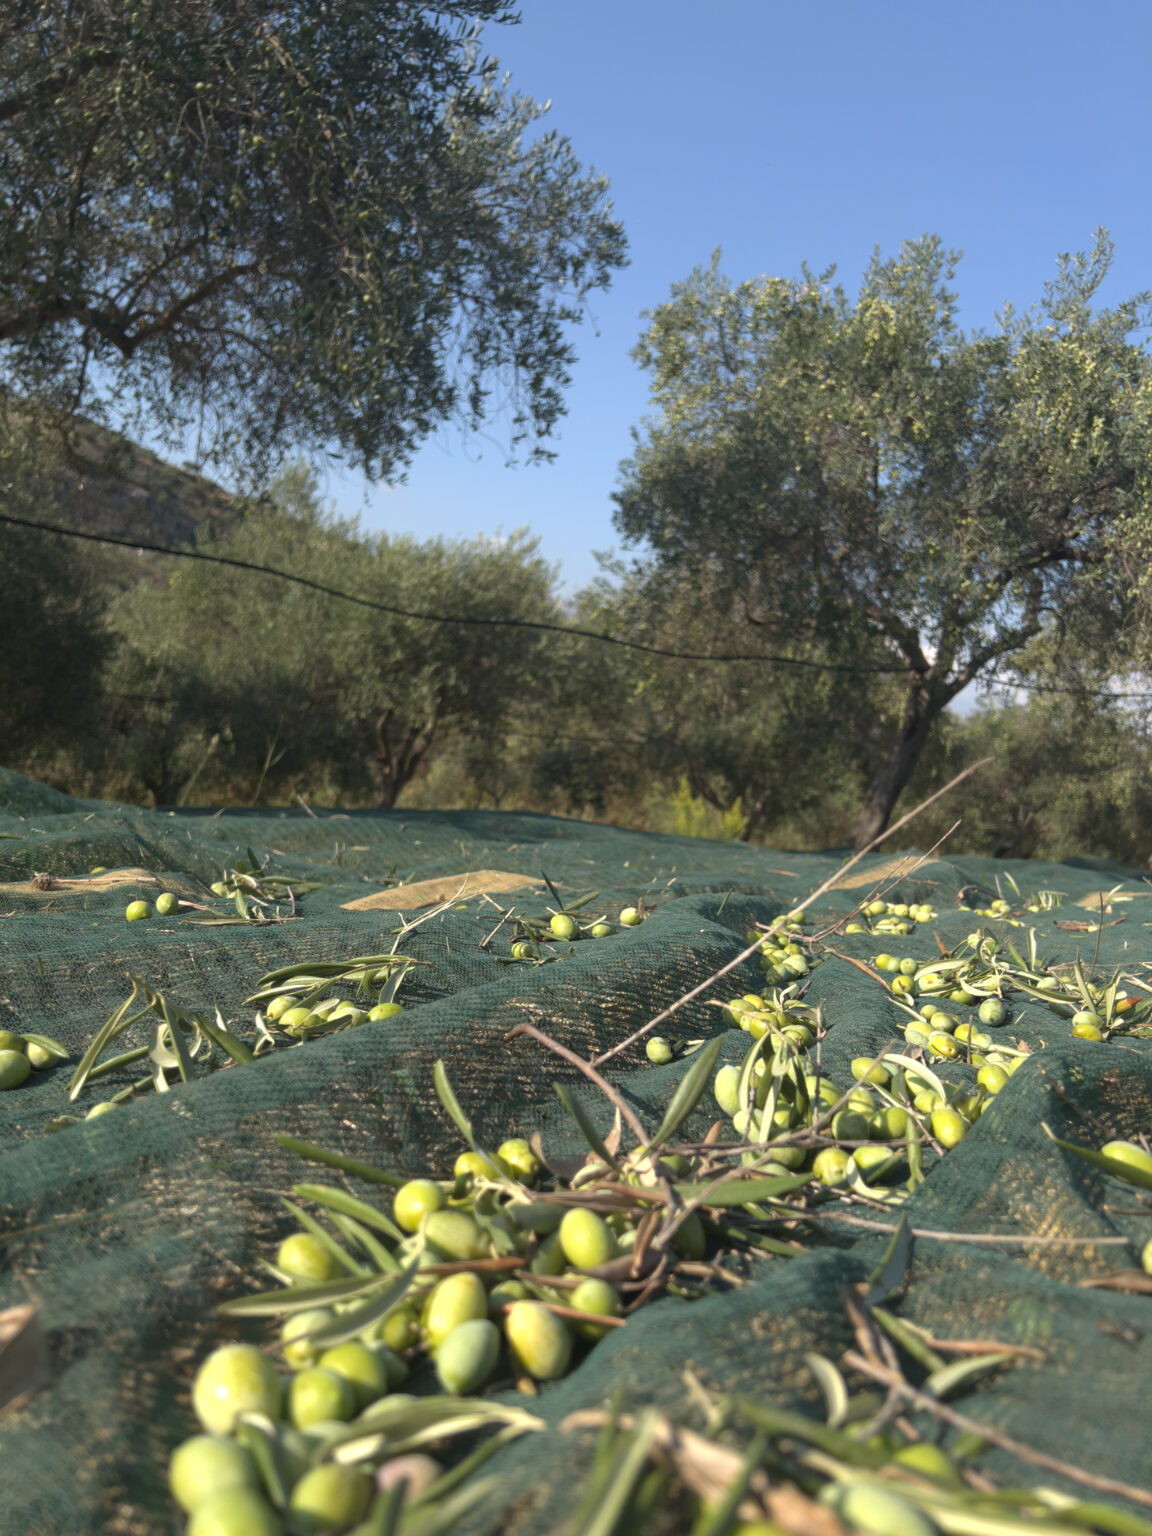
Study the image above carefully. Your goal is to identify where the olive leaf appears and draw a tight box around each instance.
[218,1272,394,1317]
[805,1354,850,1429]
[866,1212,912,1305]
[925,1351,1018,1400]
[306,1255,420,1348]
[673,1171,810,1208]
[1041,1124,1152,1192]
[291,1183,405,1243]
[271,1134,407,1188]
[279,1197,367,1277]
[68,983,150,1099]
[644,1035,725,1155]
[554,1083,624,1174]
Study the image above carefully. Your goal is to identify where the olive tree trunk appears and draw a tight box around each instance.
[849,681,945,852]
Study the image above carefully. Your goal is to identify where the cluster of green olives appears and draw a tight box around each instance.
[713,991,1007,1185]
[261,993,404,1039]
[843,897,937,936]
[509,904,645,960]
[745,914,817,986]
[126,892,180,921]
[0,1028,67,1090]
[171,1126,724,1534]
[875,927,1151,1046]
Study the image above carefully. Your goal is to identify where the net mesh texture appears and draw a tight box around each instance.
[0,766,1150,1534]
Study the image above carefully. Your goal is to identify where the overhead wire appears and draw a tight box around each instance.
[2,510,1150,699]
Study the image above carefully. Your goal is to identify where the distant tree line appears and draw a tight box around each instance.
[2,456,1150,869]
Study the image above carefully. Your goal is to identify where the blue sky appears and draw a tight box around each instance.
[315,0,1152,605]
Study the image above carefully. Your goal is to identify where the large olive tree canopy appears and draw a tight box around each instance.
[614,233,1152,848]
[0,1,626,477]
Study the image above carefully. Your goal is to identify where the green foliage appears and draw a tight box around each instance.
[905,697,1152,867]
[668,778,748,841]
[103,464,557,806]
[0,425,110,778]
[613,233,1152,847]
[0,1,627,479]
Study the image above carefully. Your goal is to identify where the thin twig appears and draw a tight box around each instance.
[815,1211,1132,1246]
[591,763,990,1070]
[841,1350,1152,1508]
[505,1022,651,1151]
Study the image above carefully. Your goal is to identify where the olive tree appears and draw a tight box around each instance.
[613,232,1152,848]
[0,1,626,478]
[106,465,558,805]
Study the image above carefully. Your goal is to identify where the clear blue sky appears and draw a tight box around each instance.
[314,0,1152,601]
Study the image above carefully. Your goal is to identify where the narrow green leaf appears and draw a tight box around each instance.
[272,1134,407,1187]
[867,1212,911,1304]
[1041,1124,1152,1192]
[292,1183,405,1242]
[576,1407,660,1536]
[804,1354,849,1429]
[553,1083,623,1174]
[280,1198,367,1276]
[730,1397,886,1467]
[883,1054,947,1103]
[433,1059,475,1146]
[870,1305,946,1373]
[327,1212,400,1275]
[20,1033,69,1062]
[68,984,147,1100]
[689,1433,767,1536]
[674,1171,811,1207]
[645,1036,725,1155]
[235,1415,290,1509]
[926,1351,1018,1400]
[159,1003,195,1084]
[307,1258,420,1348]
[218,1272,393,1317]
[195,1007,255,1065]
[540,870,565,908]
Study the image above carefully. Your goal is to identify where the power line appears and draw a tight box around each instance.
[0,510,906,671]
[3,510,1150,700]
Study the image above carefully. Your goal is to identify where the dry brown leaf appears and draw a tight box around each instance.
[341,870,544,911]
[1080,1270,1152,1295]
[825,856,945,892]
[0,867,164,897]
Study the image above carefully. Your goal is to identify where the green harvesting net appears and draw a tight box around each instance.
[1,765,1151,1535]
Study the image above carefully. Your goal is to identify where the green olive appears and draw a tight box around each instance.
[671,1211,707,1260]
[496,1138,541,1184]
[1141,1237,1152,1276]
[505,1299,572,1380]
[1072,1019,1104,1041]
[977,997,1007,1027]
[830,1109,871,1143]
[367,1002,403,1020]
[891,1441,963,1486]
[871,1106,908,1140]
[850,1058,889,1086]
[618,907,643,926]
[822,1480,937,1536]
[281,1309,335,1370]
[510,941,534,960]
[590,922,615,938]
[169,1434,261,1514]
[192,1345,282,1436]
[646,1037,674,1065]
[288,1366,356,1430]
[928,1032,961,1059]
[549,913,578,941]
[276,1006,313,1032]
[264,995,295,1023]
[424,1208,487,1262]
[488,1278,530,1307]
[559,1208,618,1269]
[454,1149,500,1182]
[1100,1141,1152,1181]
[530,1230,567,1275]
[976,1064,1008,1095]
[435,1317,501,1394]
[155,892,179,916]
[0,1030,24,1053]
[930,1109,968,1149]
[811,1148,852,1186]
[373,1303,420,1354]
[0,1050,31,1090]
[125,900,151,922]
[287,1464,372,1536]
[186,1487,283,1536]
[423,1271,489,1350]
[393,1179,445,1232]
[569,1278,622,1340]
[277,1232,341,1284]
[852,1146,899,1182]
[317,1342,390,1410]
